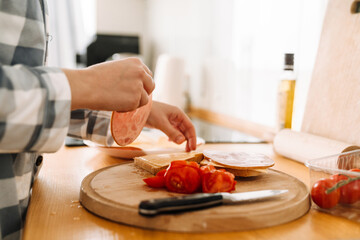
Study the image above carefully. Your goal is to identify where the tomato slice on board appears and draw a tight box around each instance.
[164,161,201,194]
[200,164,216,174]
[156,169,167,177]
[167,160,199,169]
[143,175,165,188]
[202,170,236,193]
[143,161,237,194]
[311,178,340,209]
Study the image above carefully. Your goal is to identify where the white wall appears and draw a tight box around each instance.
[95,0,328,129]
[96,0,147,61]
[144,0,328,129]
[96,0,145,35]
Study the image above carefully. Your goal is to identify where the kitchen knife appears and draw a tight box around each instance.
[139,189,288,216]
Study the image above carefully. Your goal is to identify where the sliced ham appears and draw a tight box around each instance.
[203,150,274,169]
[111,97,152,146]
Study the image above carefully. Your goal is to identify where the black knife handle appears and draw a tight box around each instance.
[139,193,223,216]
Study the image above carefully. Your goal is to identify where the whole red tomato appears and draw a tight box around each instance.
[164,161,201,194]
[311,178,340,209]
[349,169,360,202]
[338,180,360,204]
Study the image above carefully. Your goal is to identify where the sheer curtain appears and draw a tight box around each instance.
[46,0,96,68]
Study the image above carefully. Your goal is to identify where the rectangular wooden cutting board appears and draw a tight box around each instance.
[301,0,360,145]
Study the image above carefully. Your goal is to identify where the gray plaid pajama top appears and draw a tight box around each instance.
[0,1,113,239]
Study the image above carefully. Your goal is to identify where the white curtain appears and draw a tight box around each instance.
[46,0,96,68]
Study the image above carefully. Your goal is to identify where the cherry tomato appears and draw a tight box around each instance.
[339,180,360,204]
[349,169,360,202]
[330,173,348,183]
[164,161,201,194]
[202,170,236,193]
[311,178,340,209]
[330,174,354,204]
[330,172,360,204]
[143,175,165,188]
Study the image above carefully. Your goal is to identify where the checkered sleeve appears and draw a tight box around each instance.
[68,110,114,147]
[0,64,71,153]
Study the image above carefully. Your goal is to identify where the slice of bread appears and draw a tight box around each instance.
[134,152,204,175]
[200,159,267,177]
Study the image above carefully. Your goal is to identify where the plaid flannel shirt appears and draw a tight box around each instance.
[0,1,113,239]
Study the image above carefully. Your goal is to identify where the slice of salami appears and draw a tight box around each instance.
[111,97,153,146]
[203,150,275,169]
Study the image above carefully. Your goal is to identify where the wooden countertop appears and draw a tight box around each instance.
[23,143,360,239]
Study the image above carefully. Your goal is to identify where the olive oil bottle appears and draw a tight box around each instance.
[277,53,296,130]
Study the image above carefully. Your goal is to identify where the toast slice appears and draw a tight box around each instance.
[134,152,204,175]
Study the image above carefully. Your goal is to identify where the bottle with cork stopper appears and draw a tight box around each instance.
[277,53,296,131]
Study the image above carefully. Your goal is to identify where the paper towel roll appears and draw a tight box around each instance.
[153,54,186,109]
[273,129,357,163]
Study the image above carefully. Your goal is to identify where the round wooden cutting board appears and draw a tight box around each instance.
[80,163,310,232]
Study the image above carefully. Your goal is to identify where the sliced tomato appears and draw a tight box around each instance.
[202,170,236,193]
[156,169,167,177]
[164,161,201,194]
[311,178,340,208]
[200,164,216,174]
[143,175,165,188]
[167,160,199,169]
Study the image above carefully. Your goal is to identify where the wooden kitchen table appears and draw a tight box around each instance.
[23,143,360,240]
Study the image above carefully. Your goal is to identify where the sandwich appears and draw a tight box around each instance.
[134,150,274,177]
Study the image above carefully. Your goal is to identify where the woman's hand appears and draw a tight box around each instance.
[146,101,197,152]
[64,57,155,112]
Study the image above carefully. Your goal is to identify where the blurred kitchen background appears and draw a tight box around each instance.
[47,0,328,142]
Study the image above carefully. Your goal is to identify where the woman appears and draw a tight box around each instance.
[0,1,196,239]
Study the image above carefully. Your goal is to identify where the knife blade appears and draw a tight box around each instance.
[139,189,288,216]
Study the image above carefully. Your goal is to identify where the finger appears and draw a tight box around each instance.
[176,116,197,151]
[138,89,149,108]
[142,70,155,95]
[142,62,153,77]
[185,134,197,152]
[160,120,187,145]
